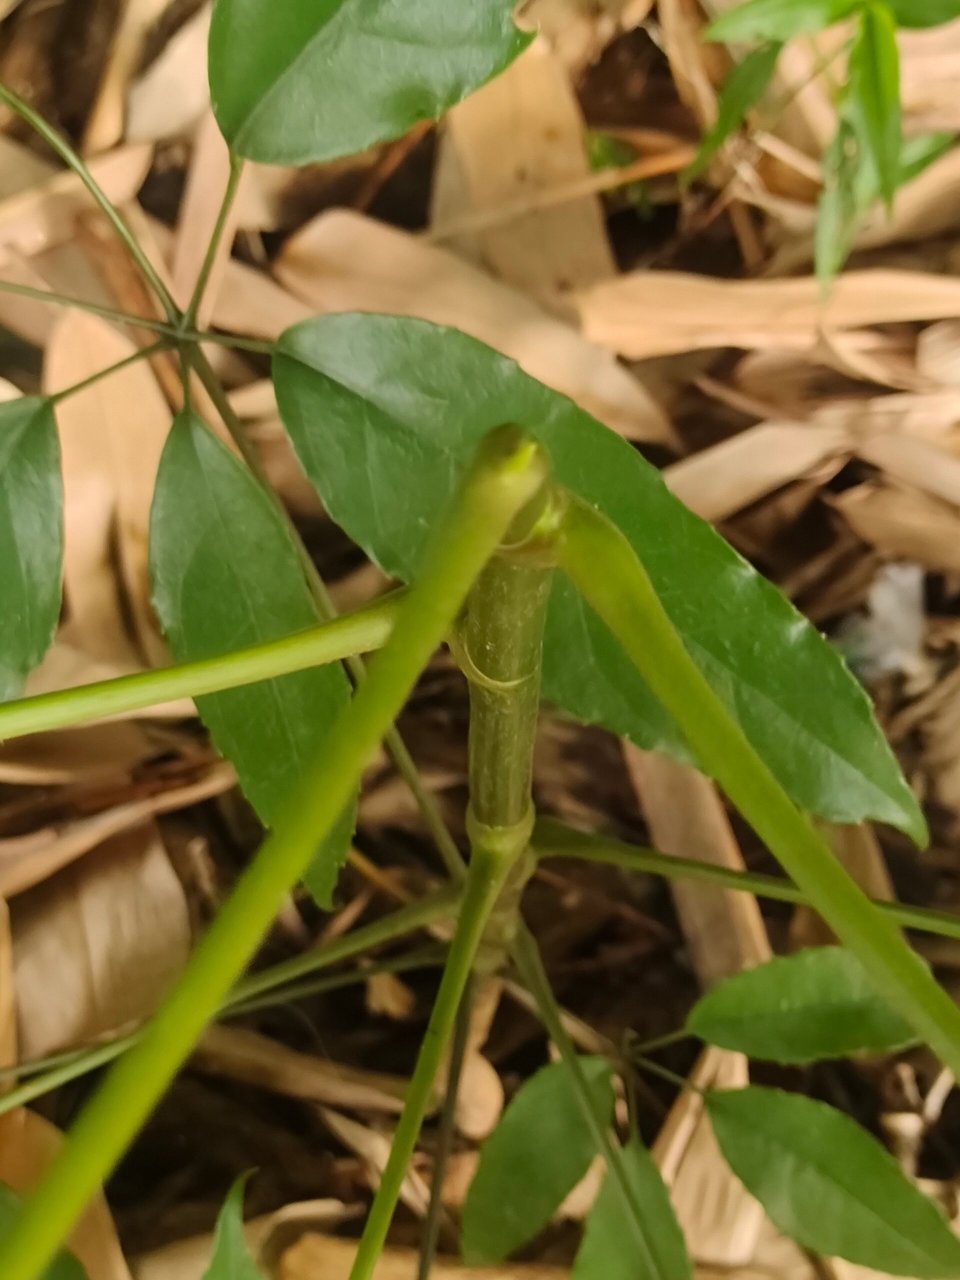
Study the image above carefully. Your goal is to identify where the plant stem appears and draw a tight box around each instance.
[349,488,557,1280]
[0,595,400,742]
[534,818,960,943]
[183,153,244,330]
[511,926,668,1277]
[48,340,169,403]
[557,497,960,1077]
[0,428,548,1280]
[416,979,472,1280]
[0,83,179,322]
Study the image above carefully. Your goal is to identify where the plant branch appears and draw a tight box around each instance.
[0,595,400,742]
[0,428,548,1280]
[557,496,960,1077]
[534,818,960,943]
[48,340,169,403]
[183,153,244,330]
[0,83,179,322]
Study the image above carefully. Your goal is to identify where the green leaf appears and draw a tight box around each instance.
[208,0,531,164]
[201,1176,265,1280]
[0,1184,86,1280]
[708,1087,960,1276]
[572,1140,691,1280]
[850,3,901,208]
[462,1058,614,1264]
[815,116,861,287]
[272,314,924,841]
[688,947,916,1061]
[706,0,860,43]
[687,41,782,179]
[0,397,62,702]
[885,0,960,27]
[149,412,353,905]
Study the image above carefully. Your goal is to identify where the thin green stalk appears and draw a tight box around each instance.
[188,343,468,882]
[348,846,514,1280]
[0,890,458,1117]
[0,83,179,322]
[511,926,668,1277]
[632,1055,702,1096]
[0,595,400,742]
[416,980,472,1280]
[0,428,548,1280]
[48,340,169,403]
[183,153,245,330]
[534,818,960,943]
[0,278,275,353]
[557,496,960,1077]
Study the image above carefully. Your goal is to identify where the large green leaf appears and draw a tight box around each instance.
[0,1184,86,1279]
[688,947,915,1062]
[572,1140,691,1280]
[201,1176,264,1280]
[849,4,901,208]
[706,0,860,43]
[149,412,353,904]
[272,314,923,840]
[708,1087,960,1276]
[0,397,62,702]
[462,1058,614,1264]
[208,0,530,164]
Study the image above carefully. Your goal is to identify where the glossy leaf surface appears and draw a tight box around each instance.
[149,413,353,903]
[462,1058,614,1264]
[688,947,915,1061]
[208,0,530,164]
[708,1087,960,1276]
[849,3,901,207]
[572,1139,691,1280]
[273,314,923,839]
[0,397,62,702]
[706,0,860,42]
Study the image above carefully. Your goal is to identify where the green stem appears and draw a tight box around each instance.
[0,428,548,1280]
[0,83,179,322]
[557,497,960,1076]
[349,482,556,1280]
[0,890,458,1116]
[416,980,472,1280]
[0,278,275,354]
[348,847,514,1280]
[511,926,668,1277]
[49,340,169,403]
[534,818,960,943]
[183,154,244,331]
[0,595,399,742]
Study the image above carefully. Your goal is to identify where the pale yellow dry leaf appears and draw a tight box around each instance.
[195,1024,408,1113]
[917,320,960,387]
[44,312,172,667]
[664,421,849,522]
[318,1108,432,1217]
[276,210,673,445]
[518,0,653,74]
[0,144,152,262]
[833,482,960,572]
[0,1108,133,1279]
[579,270,960,359]
[899,20,960,133]
[855,433,960,509]
[0,721,165,786]
[126,3,212,144]
[12,820,190,1058]
[83,0,170,153]
[365,971,416,1021]
[437,37,614,314]
[0,898,15,1070]
[208,252,313,339]
[0,761,234,899]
